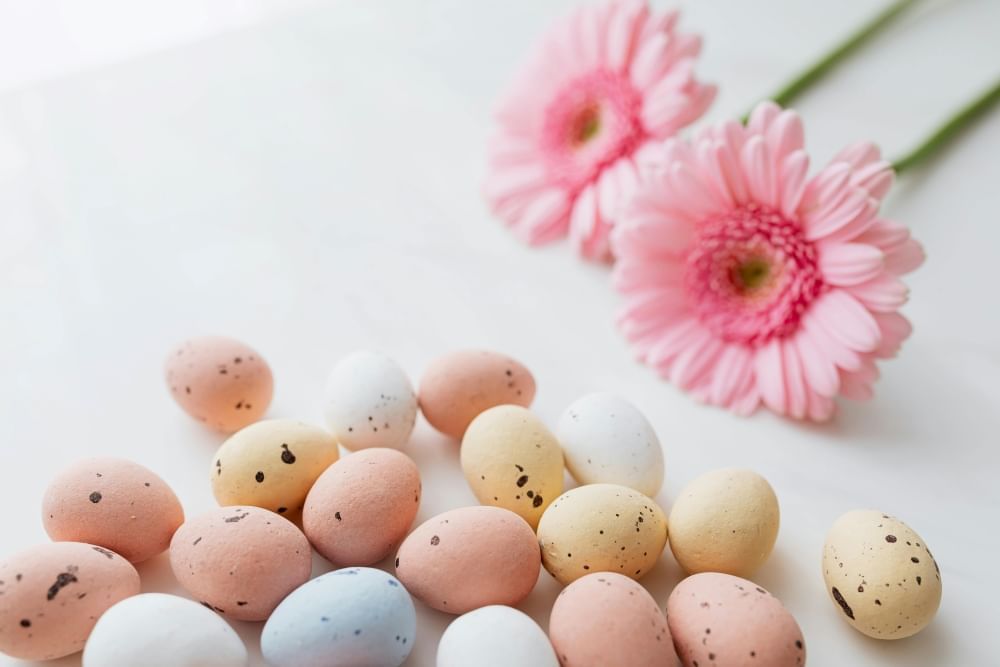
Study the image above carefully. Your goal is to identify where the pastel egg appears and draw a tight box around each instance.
[323,350,418,450]
[395,506,540,614]
[438,605,558,667]
[169,506,311,621]
[82,593,247,667]
[668,468,780,577]
[303,448,421,566]
[42,457,185,563]
[419,350,536,439]
[556,392,664,496]
[549,573,675,667]
[262,567,415,667]
[667,572,806,667]
[165,336,273,432]
[822,509,942,639]
[537,484,667,585]
[460,405,563,528]
[212,419,339,516]
[0,542,140,661]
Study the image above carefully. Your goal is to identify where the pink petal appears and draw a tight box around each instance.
[782,340,808,419]
[801,308,863,372]
[730,384,761,416]
[839,358,880,401]
[483,163,549,208]
[511,189,571,244]
[806,390,836,421]
[851,160,894,200]
[670,162,725,219]
[779,150,810,219]
[832,141,881,170]
[740,136,776,208]
[613,256,685,292]
[629,31,670,90]
[612,209,694,260]
[746,101,781,136]
[810,290,881,352]
[821,196,879,244]
[847,274,909,312]
[605,0,648,71]
[670,334,724,390]
[884,238,925,275]
[647,318,702,367]
[805,187,870,241]
[754,339,787,415]
[817,242,885,286]
[569,184,612,260]
[694,139,735,208]
[795,330,840,397]
[709,344,754,406]
[765,110,805,165]
[873,312,913,358]
[799,162,850,217]
[618,286,688,328]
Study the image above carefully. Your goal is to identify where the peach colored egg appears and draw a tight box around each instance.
[667,573,806,667]
[549,572,676,667]
[165,336,273,432]
[169,506,311,621]
[303,448,421,566]
[419,350,536,439]
[42,458,184,563]
[395,506,539,614]
[0,542,140,661]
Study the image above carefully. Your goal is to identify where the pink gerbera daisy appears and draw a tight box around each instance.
[612,102,924,420]
[485,0,716,260]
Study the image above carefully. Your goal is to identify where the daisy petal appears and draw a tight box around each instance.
[817,242,885,286]
[795,330,840,397]
[873,312,913,358]
[754,340,786,415]
[810,290,881,353]
[848,274,909,312]
[511,189,571,244]
[782,339,808,419]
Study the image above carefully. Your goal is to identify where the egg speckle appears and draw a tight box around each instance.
[323,350,418,450]
[212,419,339,515]
[303,448,421,566]
[42,458,184,563]
[0,542,140,661]
[164,336,273,432]
[169,506,311,621]
[438,605,558,667]
[822,509,941,639]
[419,350,536,439]
[537,484,667,585]
[460,405,563,528]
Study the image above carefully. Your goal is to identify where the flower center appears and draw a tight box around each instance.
[684,204,825,346]
[541,69,643,191]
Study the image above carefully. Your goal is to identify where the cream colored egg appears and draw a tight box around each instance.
[823,509,942,639]
[537,484,667,585]
[668,468,779,577]
[212,420,339,517]
[460,405,564,529]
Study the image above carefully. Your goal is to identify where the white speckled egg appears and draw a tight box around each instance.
[323,351,418,450]
[262,567,416,667]
[83,593,247,667]
[438,605,558,667]
[460,405,564,528]
[537,484,667,585]
[668,468,780,578]
[556,393,664,497]
[822,509,942,639]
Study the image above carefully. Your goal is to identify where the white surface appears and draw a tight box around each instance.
[1,0,999,665]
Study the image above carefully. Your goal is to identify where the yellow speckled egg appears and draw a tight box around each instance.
[823,509,942,639]
[211,419,339,517]
[668,468,779,578]
[460,405,563,529]
[0,542,140,661]
[537,484,667,585]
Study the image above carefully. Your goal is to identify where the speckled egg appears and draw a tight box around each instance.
[537,484,667,585]
[419,350,536,439]
[549,573,675,667]
[438,605,558,667]
[460,405,563,528]
[668,468,780,577]
[395,506,540,614]
[303,448,421,566]
[667,573,806,667]
[165,335,273,432]
[556,393,664,496]
[262,567,415,667]
[212,419,339,516]
[822,509,941,639]
[82,593,248,667]
[0,542,140,661]
[42,458,184,564]
[169,506,311,621]
[323,350,418,450]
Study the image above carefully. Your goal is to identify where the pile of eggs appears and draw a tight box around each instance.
[0,335,943,666]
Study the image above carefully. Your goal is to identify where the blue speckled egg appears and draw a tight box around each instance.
[261,567,416,667]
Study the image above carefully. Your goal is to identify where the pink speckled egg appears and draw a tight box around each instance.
[169,506,311,621]
[667,573,806,667]
[0,542,140,661]
[42,458,184,563]
[165,336,273,432]
[549,572,676,667]
[395,506,539,614]
[419,350,536,439]
[303,448,421,567]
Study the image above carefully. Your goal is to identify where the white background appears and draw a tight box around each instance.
[2,0,999,665]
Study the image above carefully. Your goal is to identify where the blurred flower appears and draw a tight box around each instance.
[612,102,924,420]
[485,0,715,260]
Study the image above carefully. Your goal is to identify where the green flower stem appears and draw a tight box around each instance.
[892,77,1000,175]
[742,0,922,122]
